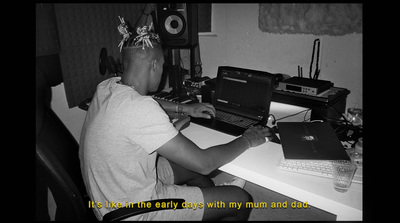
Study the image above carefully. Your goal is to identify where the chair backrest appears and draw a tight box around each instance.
[35,61,96,221]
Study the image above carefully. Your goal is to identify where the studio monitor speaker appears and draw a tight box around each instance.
[157,3,198,47]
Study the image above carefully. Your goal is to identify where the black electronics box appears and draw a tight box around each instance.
[200,78,216,104]
[272,87,350,122]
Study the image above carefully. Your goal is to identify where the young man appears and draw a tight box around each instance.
[79,4,273,221]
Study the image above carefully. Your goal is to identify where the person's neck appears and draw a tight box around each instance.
[120,70,148,95]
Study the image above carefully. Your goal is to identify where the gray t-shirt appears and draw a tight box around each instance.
[79,77,178,220]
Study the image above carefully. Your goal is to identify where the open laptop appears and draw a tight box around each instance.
[277,122,350,160]
[191,66,276,137]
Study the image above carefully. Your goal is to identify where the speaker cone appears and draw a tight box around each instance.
[164,14,185,36]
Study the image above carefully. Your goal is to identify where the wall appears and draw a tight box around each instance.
[55,4,144,108]
[51,3,363,142]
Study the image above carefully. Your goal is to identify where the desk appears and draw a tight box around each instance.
[181,102,362,221]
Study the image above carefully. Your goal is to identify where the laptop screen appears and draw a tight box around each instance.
[215,66,276,119]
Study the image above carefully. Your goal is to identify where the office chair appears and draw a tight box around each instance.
[35,55,183,221]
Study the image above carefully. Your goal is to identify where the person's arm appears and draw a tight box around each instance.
[156,125,272,175]
[134,4,156,30]
[155,98,216,119]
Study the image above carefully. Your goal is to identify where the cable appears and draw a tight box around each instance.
[310,120,324,123]
[309,105,360,139]
[275,109,311,122]
[326,106,358,137]
[303,108,312,122]
[328,105,353,125]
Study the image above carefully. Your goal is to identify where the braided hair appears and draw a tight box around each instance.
[117,16,163,70]
[117,16,161,52]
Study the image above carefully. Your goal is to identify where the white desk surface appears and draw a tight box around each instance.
[181,102,362,221]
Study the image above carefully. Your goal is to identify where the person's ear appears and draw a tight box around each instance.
[151,59,157,73]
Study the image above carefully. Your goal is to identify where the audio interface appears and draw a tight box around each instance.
[278,77,333,96]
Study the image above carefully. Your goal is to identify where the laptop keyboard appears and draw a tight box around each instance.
[215,110,258,128]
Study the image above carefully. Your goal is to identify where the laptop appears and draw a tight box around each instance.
[191,66,276,137]
[277,122,350,160]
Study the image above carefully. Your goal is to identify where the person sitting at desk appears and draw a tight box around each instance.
[79,4,274,221]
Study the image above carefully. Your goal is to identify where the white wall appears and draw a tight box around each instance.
[51,3,363,142]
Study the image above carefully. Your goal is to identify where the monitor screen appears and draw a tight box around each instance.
[215,66,276,119]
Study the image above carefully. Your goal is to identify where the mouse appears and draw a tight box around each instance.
[269,126,281,144]
[259,125,280,144]
[270,125,278,134]
[202,110,215,119]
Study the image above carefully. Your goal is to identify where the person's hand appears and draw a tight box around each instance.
[185,103,216,119]
[241,125,273,148]
[143,3,156,15]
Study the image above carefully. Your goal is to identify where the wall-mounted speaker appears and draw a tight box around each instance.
[157,3,198,48]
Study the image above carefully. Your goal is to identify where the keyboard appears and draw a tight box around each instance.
[277,157,362,184]
[215,110,258,128]
[152,91,195,104]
